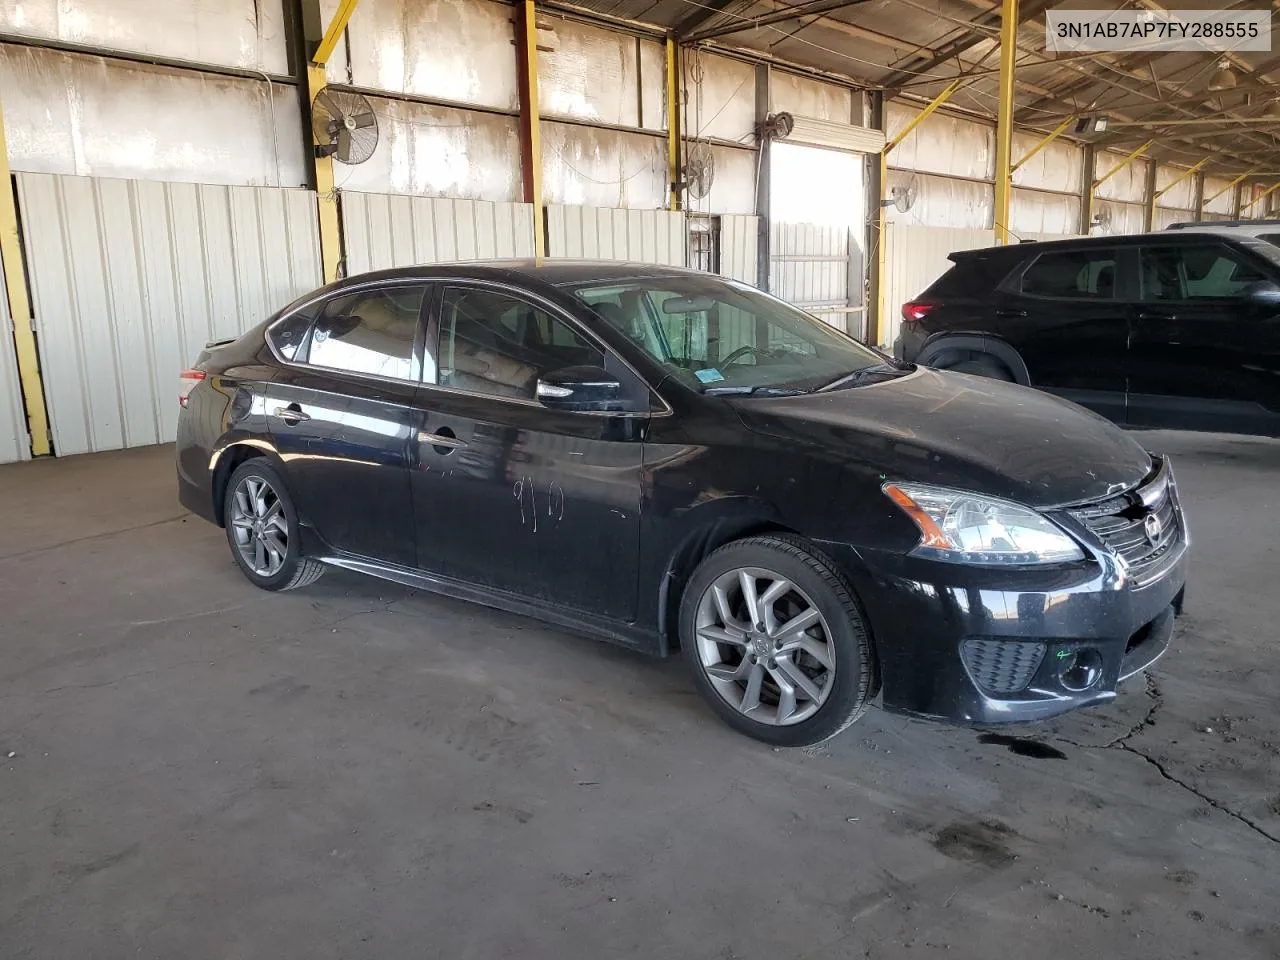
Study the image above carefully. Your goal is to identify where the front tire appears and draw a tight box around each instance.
[679,535,876,747]
[223,459,325,591]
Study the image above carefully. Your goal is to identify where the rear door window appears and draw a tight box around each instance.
[308,284,428,381]
[1139,243,1269,301]
[1020,249,1119,299]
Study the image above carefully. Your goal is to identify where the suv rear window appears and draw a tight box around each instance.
[1021,249,1118,299]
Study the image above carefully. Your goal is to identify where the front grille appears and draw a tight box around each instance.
[1068,458,1179,575]
[960,638,1045,695]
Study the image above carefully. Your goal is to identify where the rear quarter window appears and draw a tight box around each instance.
[267,309,316,361]
[923,254,1018,297]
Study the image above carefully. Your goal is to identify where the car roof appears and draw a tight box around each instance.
[951,225,1278,261]
[1162,221,1280,237]
[330,259,711,289]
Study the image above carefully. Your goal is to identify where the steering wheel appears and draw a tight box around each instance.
[721,345,774,367]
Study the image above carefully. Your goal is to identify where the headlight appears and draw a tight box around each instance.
[883,482,1084,565]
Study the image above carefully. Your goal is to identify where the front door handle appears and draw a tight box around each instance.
[272,405,311,424]
[995,308,1028,318]
[1137,311,1177,322]
[418,430,467,450]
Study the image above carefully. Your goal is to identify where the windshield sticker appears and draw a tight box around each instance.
[694,368,725,384]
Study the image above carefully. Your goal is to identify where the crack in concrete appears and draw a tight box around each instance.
[1053,672,1278,846]
[1119,742,1280,844]
[0,514,190,562]
[1107,673,1163,749]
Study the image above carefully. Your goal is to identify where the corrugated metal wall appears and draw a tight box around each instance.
[17,173,321,456]
[340,192,536,275]
[882,224,996,348]
[719,215,759,285]
[545,205,685,264]
[0,269,29,464]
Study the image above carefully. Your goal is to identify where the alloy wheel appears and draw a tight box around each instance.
[230,475,289,578]
[693,566,836,726]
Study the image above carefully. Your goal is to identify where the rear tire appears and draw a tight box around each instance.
[679,534,876,747]
[223,458,326,591]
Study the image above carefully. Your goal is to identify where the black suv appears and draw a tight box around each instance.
[894,227,1280,436]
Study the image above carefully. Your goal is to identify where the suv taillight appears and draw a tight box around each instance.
[179,370,206,408]
[901,301,937,323]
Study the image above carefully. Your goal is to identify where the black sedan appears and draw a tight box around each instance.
[177,261,1188,746]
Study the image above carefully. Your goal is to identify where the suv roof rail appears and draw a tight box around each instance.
[1166,218,1280,230]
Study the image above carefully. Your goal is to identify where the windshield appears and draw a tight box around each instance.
[570,275,889,393]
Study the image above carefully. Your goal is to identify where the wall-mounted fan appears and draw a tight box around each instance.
[685,142,716,200]
[883,173,918,214]
[312,88,379,164]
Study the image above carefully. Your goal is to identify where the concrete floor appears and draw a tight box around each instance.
[1,432,1278,959]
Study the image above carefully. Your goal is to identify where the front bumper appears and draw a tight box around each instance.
[817,505,1188,725]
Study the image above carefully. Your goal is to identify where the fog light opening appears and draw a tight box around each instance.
[1058,647,1103,692]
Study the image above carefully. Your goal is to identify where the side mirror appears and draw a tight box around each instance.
[535,365,624,411]
[1241,280,1280,305]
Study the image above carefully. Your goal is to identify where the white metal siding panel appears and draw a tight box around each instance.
[0,264,29,463]
[340,192,536,276]
[545,206,686,265]
[719,215,759,285]
[882,224,996,348]
[17,173,321,456]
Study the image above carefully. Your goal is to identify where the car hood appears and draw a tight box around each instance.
[731,367,1151,507]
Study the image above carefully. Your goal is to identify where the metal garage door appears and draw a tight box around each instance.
[0,268,29,463]
[769,221,858,333]
[768,143,865,336]
[17,173,322,456]
[340,192,537,275]
[546,205,685,264]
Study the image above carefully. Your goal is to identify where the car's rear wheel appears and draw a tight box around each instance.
[223,459,325,591]
[679,535,875,746]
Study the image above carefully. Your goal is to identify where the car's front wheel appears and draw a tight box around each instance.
[223,458,325,591]
[679,535,876,746]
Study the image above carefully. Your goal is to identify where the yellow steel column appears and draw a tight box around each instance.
[308,0,362,283]
[515,0,545,257]
[307,64,342,284]
[992,0,1019,244]
[873,149,888,345]
[667,38,681,212]
[0,94,51,455]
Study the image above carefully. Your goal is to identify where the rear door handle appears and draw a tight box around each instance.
[1137,311,1177,321]
[272,405,311,424]
[995,308,1027,318]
